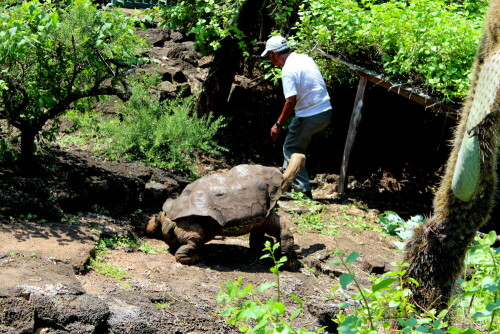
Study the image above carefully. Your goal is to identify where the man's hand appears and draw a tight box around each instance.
[270,95,295,141]
[270,124,281,141]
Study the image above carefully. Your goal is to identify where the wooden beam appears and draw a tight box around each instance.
[338,76,367,194]
[356,70,458,120]
[313,48,459,119]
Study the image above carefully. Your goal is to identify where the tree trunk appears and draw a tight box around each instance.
[19,128,37,173]
[403,0,500,311]
[197,37,241,115]
[197,0,270,116]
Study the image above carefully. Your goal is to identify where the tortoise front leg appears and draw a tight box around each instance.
[263,212,296,268]
[173,220,205,265]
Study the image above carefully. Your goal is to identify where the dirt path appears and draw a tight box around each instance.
[0,190,402,333]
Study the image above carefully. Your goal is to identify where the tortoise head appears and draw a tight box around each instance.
[145,212,179,245]
[145,214,163,239]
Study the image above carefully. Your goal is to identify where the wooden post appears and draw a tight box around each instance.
[338,76,367,194]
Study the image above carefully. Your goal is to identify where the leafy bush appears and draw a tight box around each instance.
[331,237,499,333]
[293,0,487,102]
[63,75,227,177]
[158,0,244,54]
[0,0,146,164]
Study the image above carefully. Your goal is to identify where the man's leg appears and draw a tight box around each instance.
[283,110,332,193]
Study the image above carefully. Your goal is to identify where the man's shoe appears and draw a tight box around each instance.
[303,191,313,199]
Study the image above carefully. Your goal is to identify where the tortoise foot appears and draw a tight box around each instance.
[174,245,200,265]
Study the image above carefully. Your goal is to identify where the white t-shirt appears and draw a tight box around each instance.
[282,52,332,117]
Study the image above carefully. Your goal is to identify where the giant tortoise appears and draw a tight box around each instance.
[146,153,305,266]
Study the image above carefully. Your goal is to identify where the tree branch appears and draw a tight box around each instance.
[38,84,131,129]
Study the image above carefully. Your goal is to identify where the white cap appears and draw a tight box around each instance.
[260,36,289,57]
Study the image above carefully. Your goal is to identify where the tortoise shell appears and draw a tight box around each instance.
[162,164,283,232]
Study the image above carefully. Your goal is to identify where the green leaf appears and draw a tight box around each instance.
[372,278,397,292]
[405,318,418,327]
[338,315,361,334]
[345,251,359,264]
[486,301,500,311]
[339,273,355,289]
[289,293,304,307]
[257,282,276,292]
[270,301,285,314]
[336,301,351,308]
[8,26,17,37]
[485,230,497,246]
[259,254,271,260]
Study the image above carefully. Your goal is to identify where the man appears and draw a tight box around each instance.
[262,35,332,199]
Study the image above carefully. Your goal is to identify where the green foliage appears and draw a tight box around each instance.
[457,231,500,332]
[158,0,245,54]
[217,241,324,333]
[91,203,110,215]
[0,0,146,161]
[62,75,227,178]
[157,0,299,56]
[330,240,498,333]
[293,0,487,102]
[290,199,380,237]
[0,125,18,164]
[378,211,425,248]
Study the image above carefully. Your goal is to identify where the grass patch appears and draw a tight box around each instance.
[87,233,168,281]
[290,198,382,236]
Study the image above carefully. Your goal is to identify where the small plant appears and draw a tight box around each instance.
[138,240,170,255]
[331,251,424,333]
[378,211,425,249]
[217,241,324,333]
[330,245,498,333]
[9,252,37,258]
[91,204,110,215]
[88,233,169,281]
[89,260,131,281]
[87,237,131,281]
[456,231,499,332]
[153,300,172,309]
[60,213,84,225]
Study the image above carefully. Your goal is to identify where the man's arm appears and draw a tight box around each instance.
[270,95,296,141]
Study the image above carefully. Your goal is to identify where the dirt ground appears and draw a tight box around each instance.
[0,146,432,333]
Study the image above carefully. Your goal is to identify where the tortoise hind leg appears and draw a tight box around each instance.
[173,220,205,265]
[262,212,296,268]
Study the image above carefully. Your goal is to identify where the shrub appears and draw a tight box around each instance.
[63,75,227,177]
[293,0,487,102]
